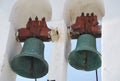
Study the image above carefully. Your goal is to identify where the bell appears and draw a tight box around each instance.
[10,38,48,78]
[68,34,101,71]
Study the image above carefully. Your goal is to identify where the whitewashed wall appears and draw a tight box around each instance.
[48,0,71,81]
[0,10,22,81]
[0,10,10,79]
[102,0,120,81]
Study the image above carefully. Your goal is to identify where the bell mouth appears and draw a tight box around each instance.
[10,55,48,78]
[68,50,101,71]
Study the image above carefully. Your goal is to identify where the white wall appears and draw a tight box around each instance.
[0,2,22,81]
[48,0,71,81]
[102,0,120,81]
[0,25,22,81]
[0,10,10,78]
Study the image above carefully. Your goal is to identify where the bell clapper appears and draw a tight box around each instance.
[30,57,37,81]
[84,51,88,70]
[30,57,34,75]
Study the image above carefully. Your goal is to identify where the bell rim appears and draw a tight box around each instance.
[68,49,101,71]
[10,54,48,78]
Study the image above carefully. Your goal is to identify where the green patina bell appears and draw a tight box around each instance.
[10,38,48,78]
[68,34,101,71]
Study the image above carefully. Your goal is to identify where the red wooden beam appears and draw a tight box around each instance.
[70,12,101,39]
[16,17,51,42]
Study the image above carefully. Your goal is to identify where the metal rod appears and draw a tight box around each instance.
[35,78,37,81]
[96,70,98,81]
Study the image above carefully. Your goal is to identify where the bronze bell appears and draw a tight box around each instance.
[10,38,48,78]
[68,34,101,71]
